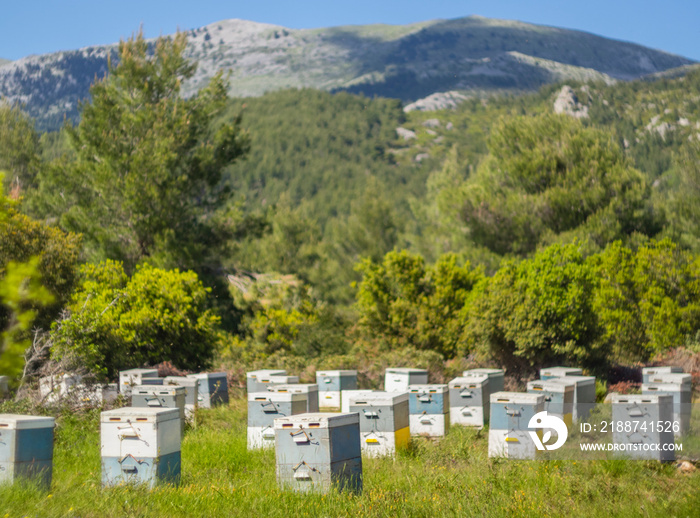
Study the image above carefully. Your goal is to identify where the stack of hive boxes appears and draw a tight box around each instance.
[0,414,55,487]
[449,374,490,428]
[348,391,410,456]
[316,370,357,411]
[488,392,544,459]
[100,407,182,487]
[408,385,449,438]
[611,394,675,461]
[642,372,692,436]
[274,413,362,493]
[247,392,307,449]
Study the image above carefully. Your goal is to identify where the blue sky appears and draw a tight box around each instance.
[1,1,698,61]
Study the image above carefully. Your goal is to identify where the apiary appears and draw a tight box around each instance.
[488,392,544,459]
[247,392,307,449]
[316,370,358,411]
[274,413,362,493]
[527,378,575,427]
[267,384,319,413]
[384,368,428,393]
[163,377,199,420]
[539,366,583,380]
[348,391,410,456]
[612,394,675,462]
[246,370,288,393]
[100,407,181,487]
[462,368,505,393]
[449,375,490,428]
[119,369,159,396]
[408,384,449,438]
[187,372,229,408]
[0,414,55,487]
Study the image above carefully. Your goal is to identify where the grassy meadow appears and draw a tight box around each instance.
[1,395,699,518]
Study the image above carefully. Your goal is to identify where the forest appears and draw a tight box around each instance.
[2,31,700,389]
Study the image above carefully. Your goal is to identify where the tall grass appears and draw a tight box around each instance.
[1,399,699,517]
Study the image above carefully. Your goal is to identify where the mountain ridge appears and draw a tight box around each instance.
[0,16,694,131]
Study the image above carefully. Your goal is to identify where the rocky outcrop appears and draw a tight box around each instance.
[553,85,589,119]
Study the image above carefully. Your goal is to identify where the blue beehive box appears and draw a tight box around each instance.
[274,413,362,493]
[408,385,449,415]
[246,370,288,393]
[527,379,575,427]
[489,392,544,431]
[0,414,55,488]
[187,372,229,408]
[462,369,505,393]
[101,407,181,487]
[642,366,683,384]
[248,392,308,449]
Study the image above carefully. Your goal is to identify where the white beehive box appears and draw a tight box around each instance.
[246,369,287,393]
[100,407,181,487]
[384,368,428,393]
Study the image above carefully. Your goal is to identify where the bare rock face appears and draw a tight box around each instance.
[553,85,589,118]
[404,91,469,112]
[396,127,417,140]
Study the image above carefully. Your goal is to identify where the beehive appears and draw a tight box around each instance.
[316,370,358,411]
[488,392,544,459]
[642,366,683,384]
[274,413,362,493]
[408,384,449,437]
[131,385,187,433]
[119,369,158,396]
[527,378,575,427]
[187,372,229,408]
[558,375,596,422]
[642,373,692,437]
[73,384,119,407]
[267,384,319,413]
[611,394,675,462]
[246,370,287,393]
[384,368,428,393]
[539,366,583,380]
[449,375,490,428]
[39,374,82,403]
[247,392,307,449]
[163,377,199,420]
[348,391,410,456]
[462,368,505,393]
[0,414,55,487]
[100,407,181,487]
[341,390,376,413]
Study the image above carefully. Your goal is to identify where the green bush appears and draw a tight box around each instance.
[50,260,221,377]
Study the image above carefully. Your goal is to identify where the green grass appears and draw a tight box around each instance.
[1,399,699,517]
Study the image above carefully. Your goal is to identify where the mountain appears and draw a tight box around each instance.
[0,16,694,131]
